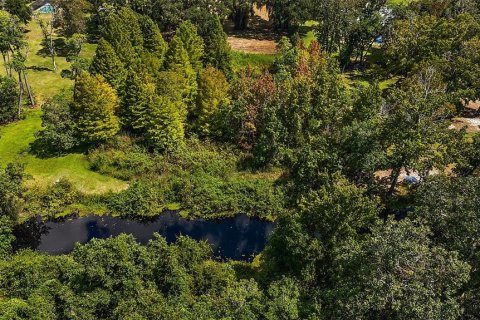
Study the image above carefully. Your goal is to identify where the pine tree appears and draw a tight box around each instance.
[194,66,230,136]
[144,94,185,153]
[72,73,120,143]
[164,36,197,108]
[120,68,151,131]
[139,15,167,63]
[101,13,136,65]
[176,20,204,72]
[116,7,144,49]
[199,16,232,76]
[90,38,126,90]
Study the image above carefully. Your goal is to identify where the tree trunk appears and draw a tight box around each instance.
[23,71,35,106]
[17,72,23,117]
[2,53,8,75]
[387,166,402,197]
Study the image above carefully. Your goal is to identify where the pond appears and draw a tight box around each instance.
[14,212,276,261]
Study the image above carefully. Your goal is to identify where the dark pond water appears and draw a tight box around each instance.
[14,212,276,261]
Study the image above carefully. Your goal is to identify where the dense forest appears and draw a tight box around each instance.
[0,0,480,318]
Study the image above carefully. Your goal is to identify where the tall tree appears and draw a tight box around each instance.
[381,66,455,196]
[72,73,120,143]
[101,11,136,64]
[52,0,91,36]
[34,12,57,71]
[196,16,232,76]
[4,0,31,23]
[176,20,204,72]
[194,66,230,136]
[90,38,126,90]
[139,15,167,62]
[164,35,197,107]
[324,218,470,320]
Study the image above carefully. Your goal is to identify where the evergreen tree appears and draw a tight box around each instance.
[72,73,120,143]
[194,66,230,136]
[116,7,144,49]
[176,20,204,72]
[144,94,186,153]
[139,15,167,63]
[90,38,126,90]
[164,35,197,107]
[101,13,136,65]
[198,16,232,76]
[120,68,151,131]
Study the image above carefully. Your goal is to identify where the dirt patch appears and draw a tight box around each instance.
[224,4,283,54]
[449,117,480,133]
[228,37,278,54]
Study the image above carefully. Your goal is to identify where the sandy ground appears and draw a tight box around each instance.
[228,37,278,54]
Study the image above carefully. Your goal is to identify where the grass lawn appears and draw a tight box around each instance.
[0,110,128,194]
[232,51,276,71]
[0,14,122,194]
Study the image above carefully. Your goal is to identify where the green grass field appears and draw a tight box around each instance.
[0,110,127,194]
[0,15,124,194]
[232,51,276,71]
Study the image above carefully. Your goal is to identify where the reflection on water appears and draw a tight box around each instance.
[16,212,275,261]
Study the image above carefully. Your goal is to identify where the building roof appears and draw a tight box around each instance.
[31,0,50,10]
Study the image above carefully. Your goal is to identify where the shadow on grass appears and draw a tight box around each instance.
[29,137,90,159]
[27,65,52,72]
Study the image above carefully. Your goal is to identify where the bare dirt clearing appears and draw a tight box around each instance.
[225,5,281,54]
[228,37,278,54]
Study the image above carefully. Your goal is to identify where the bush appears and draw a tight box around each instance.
[0,76,19,124]
[34,91,78,155]
[24,179,82,218]
[88,144,155,180]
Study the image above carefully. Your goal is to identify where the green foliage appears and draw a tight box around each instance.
[71,73,120,144]
[0,215,14,258]
[52,0,91,36]
[143,93,186,153]
[176,20,204,72]
[0,163,26,221]
[264,176,380,283]
[88,140,285,219]
[118,69,149,130]
[164,35,198,107]
[414,176,480,259]
[325,219,470,320]
[24,178,82,218]
[34,91,78,155]
[100,10,137,64]
[196,15,232,76]
[90,38,126,90]
[194,66,230,137]
[138,15,167,63]
[4,0,31,23]
[0,75,19,124]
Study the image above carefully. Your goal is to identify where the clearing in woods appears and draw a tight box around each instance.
[226,5,279,54]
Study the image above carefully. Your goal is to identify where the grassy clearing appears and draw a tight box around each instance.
[0,14,96,101]
[0,109,128,194]
[0,15,124,194]
[0,110,128,194]
[232,51,276,71]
